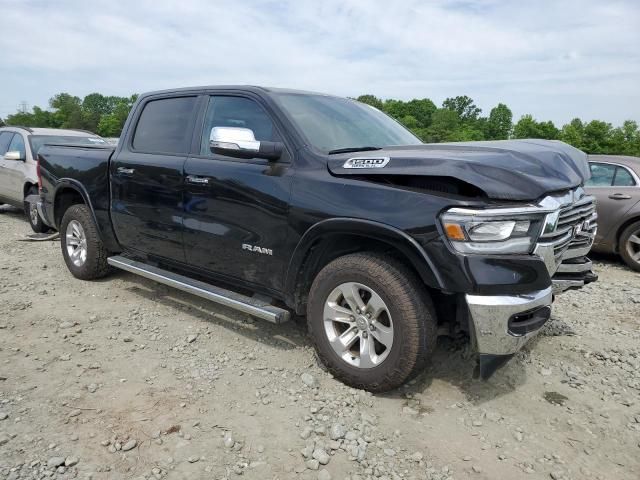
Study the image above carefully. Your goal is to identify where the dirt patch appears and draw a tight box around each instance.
[1,209,639,479]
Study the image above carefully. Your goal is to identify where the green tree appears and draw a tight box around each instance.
[560,118,585,149]
[581,120,614,154]
[50,93,83,129]
[485,103,512,140]
[81,93,119,132]
[513,115,559,140]
[442,95,481,122]
[97,95,137,137]
[356,94,384,110]
[425,108,461,142]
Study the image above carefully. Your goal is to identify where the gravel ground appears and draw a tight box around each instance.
[0,206,639,480]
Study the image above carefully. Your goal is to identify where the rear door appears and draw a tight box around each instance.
[182,94,293,292]
[586,161,640,244]
[110,95,198,262]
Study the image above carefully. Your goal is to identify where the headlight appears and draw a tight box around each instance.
[441,209,546,254]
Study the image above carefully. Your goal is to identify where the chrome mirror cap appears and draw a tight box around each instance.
[4,150,25,161]
[210,126,260,152]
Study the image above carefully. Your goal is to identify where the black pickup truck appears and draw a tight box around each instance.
[37,86,598,392]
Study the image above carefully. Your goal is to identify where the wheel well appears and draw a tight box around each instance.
[54,188,85,228]
[23,182,37,198]
[291,233,450,318]
[616,215,640,251]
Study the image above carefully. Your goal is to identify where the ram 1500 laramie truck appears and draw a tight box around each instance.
[37,86,598,392]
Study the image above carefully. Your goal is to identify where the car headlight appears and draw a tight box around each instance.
[441,208,546,254]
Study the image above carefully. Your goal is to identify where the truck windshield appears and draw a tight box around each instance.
[274,93,422,153]
[29,135,107,155]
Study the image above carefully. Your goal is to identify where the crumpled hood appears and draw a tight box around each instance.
[327,139,590,201]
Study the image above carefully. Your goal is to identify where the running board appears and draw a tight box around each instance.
[107,256,290,324]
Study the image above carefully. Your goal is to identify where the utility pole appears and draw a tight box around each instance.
[19,101,28,113]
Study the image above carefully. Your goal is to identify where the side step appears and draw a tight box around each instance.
[107,256,290,324]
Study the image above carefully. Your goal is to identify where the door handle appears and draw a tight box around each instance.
[116,167,135,176]
[186,175,210,185]
[608,193,631,200]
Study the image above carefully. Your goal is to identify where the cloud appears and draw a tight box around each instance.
[0,0,638,126]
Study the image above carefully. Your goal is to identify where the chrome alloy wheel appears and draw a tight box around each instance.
[65,220,88,267]
[625,227,640,266]
[323,282,394,369]
[29,203,39,224]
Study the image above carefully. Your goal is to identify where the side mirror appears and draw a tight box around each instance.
[209,126,282,161]
[4,150,25,161]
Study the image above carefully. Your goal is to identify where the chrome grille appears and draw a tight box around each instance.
[536,189,597,274]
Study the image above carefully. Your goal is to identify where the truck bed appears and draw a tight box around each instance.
[37,143,116,244]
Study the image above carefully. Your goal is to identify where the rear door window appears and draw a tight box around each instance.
[0,132,14,155]
[613,167,636,186]
[587,163,616,186]
[132,96,198,154]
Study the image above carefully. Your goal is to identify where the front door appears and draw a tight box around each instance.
[183,95,292,292]
[0,132,27,204]
[0,132,16,203]
[110,95,198,262]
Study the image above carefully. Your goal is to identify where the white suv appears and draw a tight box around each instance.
[0,126,106,232]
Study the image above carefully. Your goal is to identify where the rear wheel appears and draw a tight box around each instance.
[307,252,437,392]
[24,186,48,233]
[60,204,111,280]
[619,220,640,272]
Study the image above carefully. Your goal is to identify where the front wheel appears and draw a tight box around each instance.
[619,220,640,272]
[24,187,49,233]
[60,204,111,280]
[307,252,437,392]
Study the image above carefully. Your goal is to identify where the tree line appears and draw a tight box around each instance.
[0,93,137,138]
[1,92,638,156]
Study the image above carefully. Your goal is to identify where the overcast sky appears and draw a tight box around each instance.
[0,0,638,126]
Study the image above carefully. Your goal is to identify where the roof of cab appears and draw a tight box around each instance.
[139,85,339,99]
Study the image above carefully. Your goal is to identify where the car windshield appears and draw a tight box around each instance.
[29,135,107,155]
[273,93,422,153]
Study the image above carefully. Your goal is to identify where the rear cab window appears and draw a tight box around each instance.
[132,96,198,154]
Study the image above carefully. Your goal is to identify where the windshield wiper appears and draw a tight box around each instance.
[327,146,382,155]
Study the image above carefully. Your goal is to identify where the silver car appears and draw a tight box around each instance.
[586,155,640,271]
[0,126,106,232]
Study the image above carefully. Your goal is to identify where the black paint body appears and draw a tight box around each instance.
[38,86,589,311]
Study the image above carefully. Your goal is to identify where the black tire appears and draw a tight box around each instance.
[619,220,640,272]
[24,186,49,233]
[60,204,111,280]
[307,252,437,392]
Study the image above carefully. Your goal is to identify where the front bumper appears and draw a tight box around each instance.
[551,256,598,294]
[466,287,553,378]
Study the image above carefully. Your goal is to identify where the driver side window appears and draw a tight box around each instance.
[7,134,26,158]
[200,96,280,156]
